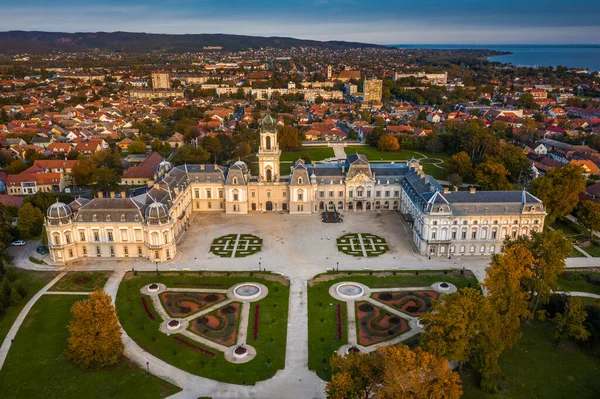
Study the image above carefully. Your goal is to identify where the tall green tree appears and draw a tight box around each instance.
[552,296,590,344]
[530,164,586,225]
[127,140,147,154]
[17,203,44,237]
[278,125,302,150]
[577,200,600,239]
[475,161,515,191]
[444,151,474,181]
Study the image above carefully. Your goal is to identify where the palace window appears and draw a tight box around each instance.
[471,231,477,239]
[339,191,344,197]
[349,190,353,198]
[492,230,497,239]
[376,191,381,197]
[233,177,238,184]
[233,193,239,201]
[298,191,304,201]
[82,247,87,255]
[357,190,363,197]
[462,231,467,240]
[121,214,125,222]
[320,191,325,198]
[283,192,287,198]
[206,189,212,199]
[124,247,129,256]
[96,246,101,256]
[366,190,371,197]
[195,189,200,198]
[431,232,437,240]
[298,178,303,184]
[452,231,457,239]
[208,202,212,209]
[251,191,256,198]
[329,191,334,197]
[138,246,143,256]
[107,231,114,242]
[297,205,304,212]
[65,233,71,244]
[218,189,224,199]
[110,246,115,257]
[394,190,400,197]
[94,232,100,242]
[385,191,390,197]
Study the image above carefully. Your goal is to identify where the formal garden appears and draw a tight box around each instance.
[307,270,478,380]
[209,234,263,258]
[117,271,289,384]
[336,233,389,257]
[0,294,179,398]
[48,271,110,292]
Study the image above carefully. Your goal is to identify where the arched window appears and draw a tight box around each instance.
[297,189,304,201]
[265,135,271,150]
[163,232,169,244]
[53,233,61,245]
[151,232,159,246]
[266,168,272,182]
[338,201,343,209]
[298,177,303,184]
[232,177,238,184]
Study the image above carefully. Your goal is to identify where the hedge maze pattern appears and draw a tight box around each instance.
[336,233,389,257]
[371,291,438,317]
[160,292,227,318]
[355,301,409,346]
[210,233,263,258]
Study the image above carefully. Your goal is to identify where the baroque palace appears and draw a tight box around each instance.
[45,113,546,264]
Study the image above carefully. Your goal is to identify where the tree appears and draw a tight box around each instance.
[278,125,302,150]
[94,167,119,191]
[17,203,44,237]
[67,290,124,370]
[151,139,172,158]
[201,136,223,162]
[376,346,462,399]
[577,200,600,239]
[326,346,462,399]
[530,163,586,225]
[327,351,378,399]
[24,191,57,214]
[444,151,473,181]
[420,288,483,367]
[504,230,572,313]
[234,142,252,158]
[475,161,515,191]
[71,158,97,186]
[3,159,27,174]
[127,140,147,154]
[377,134,400,152]
[552,296,590,344]
[170,145,210,166]
[519,93,536,110]
[484,244,534,347]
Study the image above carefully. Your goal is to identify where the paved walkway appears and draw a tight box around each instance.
[331,145,346,160]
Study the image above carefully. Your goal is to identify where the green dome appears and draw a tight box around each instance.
[261,111,276,132]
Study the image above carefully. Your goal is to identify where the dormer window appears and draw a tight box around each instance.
[233,177,238,184]
[298,177,303,184]
[121,214,126,222]
[106,215,111,222]
[92,214,97,222]
[134,215,140,221]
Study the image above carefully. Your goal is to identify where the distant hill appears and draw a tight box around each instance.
[0,31,384,54]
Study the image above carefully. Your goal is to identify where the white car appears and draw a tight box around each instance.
[11,240,26,246]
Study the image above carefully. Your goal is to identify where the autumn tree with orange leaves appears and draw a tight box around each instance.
[67,290,124,370]
[326,345,462,399]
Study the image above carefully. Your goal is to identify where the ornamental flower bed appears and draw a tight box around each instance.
[371,291,439,316]
[355,301,409,346]
[173,336,216,357]
[234,346,247,355]
[336,303,343,341]
[253,304,260,340]
[161,291,227,318]
[189,302,242,346]
[141,297,156,321]
[74,276,91,285]
[173,282,227,287]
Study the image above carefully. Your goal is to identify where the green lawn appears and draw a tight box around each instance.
[461,320,600,399]
[421,163,448,180]
[279,147,335,175]
[352,147,448,162]
[0,295,180,399]
[580,242,600,257]
[558,271,600,295]
[0,269,58,343]
[308,270,478,381]
[116,271,289,385]
[49,271,110,292]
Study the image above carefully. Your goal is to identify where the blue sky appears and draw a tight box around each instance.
[2,0,600,44]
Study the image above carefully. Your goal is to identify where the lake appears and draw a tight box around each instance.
[392,44,600,72]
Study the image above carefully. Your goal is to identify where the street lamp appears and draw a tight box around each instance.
[336,261,339,272]
[258,261,262,271]
[155,261,158,274]
[146,361,150,376]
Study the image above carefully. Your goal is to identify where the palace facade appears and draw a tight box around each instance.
[45,113,545,264]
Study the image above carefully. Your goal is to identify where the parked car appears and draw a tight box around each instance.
[11,240,26,246]
[36,246,49,255]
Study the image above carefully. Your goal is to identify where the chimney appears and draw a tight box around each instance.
[454,186,459,192]
[97,192,103,198]
[121,191,127,199]
[443,187,449,194]
[342,165,345,173]
[200,164,204,170]
[470,187,476,194]
[110,191,115,198]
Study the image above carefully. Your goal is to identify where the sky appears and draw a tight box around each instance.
[2,0,600,45]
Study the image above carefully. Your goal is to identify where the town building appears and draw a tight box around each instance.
[45,113,545,264]
[152,71,171,89]
[392,72,448,86]
[362,79,382,103]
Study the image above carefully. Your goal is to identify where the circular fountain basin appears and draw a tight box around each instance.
[233,283,262,300]
[336,283,365,299]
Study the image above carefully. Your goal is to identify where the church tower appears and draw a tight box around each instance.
[257,111,281,182]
